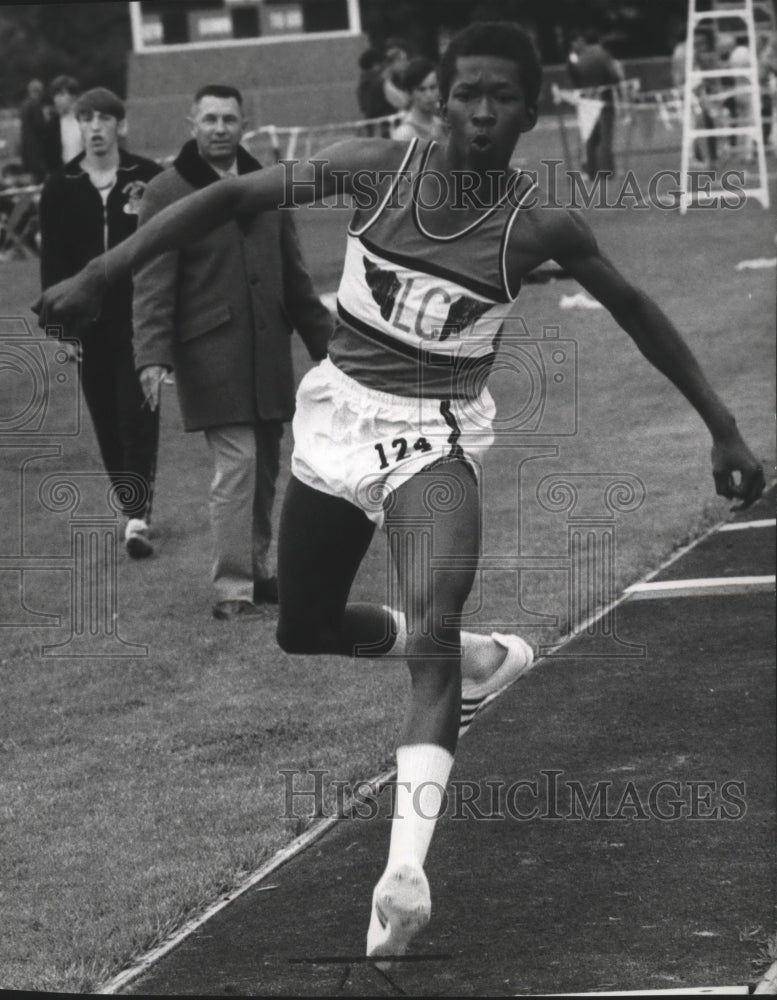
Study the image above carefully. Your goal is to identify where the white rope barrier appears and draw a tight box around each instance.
[2,88,773,260]
[552,79,764,129]
[0,183,42,197]
[243,111,402,161]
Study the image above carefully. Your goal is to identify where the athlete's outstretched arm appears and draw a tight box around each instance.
[545,211,765,509]
[32,138,382,330]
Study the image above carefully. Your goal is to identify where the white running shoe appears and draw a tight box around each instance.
[366,864,431,966]
[124,518,153,559]
[459,632,534,738]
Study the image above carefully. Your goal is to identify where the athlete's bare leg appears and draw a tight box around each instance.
[275,475,395,655]
[366,458,479,962]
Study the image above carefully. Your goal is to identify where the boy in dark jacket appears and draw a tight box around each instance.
[39,87,163,557]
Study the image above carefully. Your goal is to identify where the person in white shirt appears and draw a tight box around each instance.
[391,57,445,143]
[44,76,84,171]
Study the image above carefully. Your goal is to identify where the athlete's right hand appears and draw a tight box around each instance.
[32,260,107,334]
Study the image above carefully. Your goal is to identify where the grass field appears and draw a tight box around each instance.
[1,148,775,992]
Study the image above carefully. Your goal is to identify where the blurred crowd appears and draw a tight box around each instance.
[16,74,85,185]
[352,22,777,177]
[0,75,87,257]
[356,38,445,143]
[671,26,777,165]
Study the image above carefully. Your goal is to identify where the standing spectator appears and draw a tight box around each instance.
[43,76,83,174]
[356,49,394,121]
[670,32,687,89]
[716,33,744,152]
[567,28,623,178]
[757,32,777,149]
[692,29,722,166]
[356,45,409,135]
[726,34,753,155]
[673,28,721,166]
[19,79,48,183]
[383,42,411,111]
[726,31,777,156]
[39,88,163,557]
[391,58,444,143]
[132,84,332,621]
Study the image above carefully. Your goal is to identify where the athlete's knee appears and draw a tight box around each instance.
[276,618,331,655]
[276,619,311,654]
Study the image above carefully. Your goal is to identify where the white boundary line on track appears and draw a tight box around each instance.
[541,987,751,996]
[624,575,776,599]
[756,959,777,995]
[98,486,777,995]
[719,518,775,532]
[98,766,397,995]
[539,958,777,995]
[539,514,726,657]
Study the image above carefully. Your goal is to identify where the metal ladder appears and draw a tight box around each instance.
[679,0,770,212]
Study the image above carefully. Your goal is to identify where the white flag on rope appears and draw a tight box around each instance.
[577,97,604,141]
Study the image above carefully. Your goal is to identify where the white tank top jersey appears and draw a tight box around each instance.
[329,138,537,399]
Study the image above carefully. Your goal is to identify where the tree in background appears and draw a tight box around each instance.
[0,3,131,108]
[359,0,688,64]
[0,0,690,110]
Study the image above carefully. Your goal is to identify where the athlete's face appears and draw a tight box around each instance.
[190,95,245,170]
[441,55,536,168]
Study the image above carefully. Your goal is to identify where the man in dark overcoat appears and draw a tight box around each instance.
[133,84,332,619]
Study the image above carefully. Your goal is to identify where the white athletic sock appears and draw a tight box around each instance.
[385,743,454,873]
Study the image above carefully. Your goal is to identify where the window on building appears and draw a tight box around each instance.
[136,0,352,47]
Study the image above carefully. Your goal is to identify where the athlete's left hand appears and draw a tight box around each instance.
[711,430,766,510]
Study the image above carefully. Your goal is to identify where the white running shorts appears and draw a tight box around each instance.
[291,358,496,527]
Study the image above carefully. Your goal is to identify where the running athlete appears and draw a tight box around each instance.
[34,22,765,963]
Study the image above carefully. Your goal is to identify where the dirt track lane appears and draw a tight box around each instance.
[123,489,775,996]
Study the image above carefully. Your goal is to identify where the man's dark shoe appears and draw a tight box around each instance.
[253,576,279,604]
[213,599,264,621]
[125,518,153,559]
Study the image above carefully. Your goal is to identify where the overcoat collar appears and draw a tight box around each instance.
[173,138,261,188]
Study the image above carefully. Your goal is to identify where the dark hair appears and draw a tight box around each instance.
[193,84,243,106]
[569,27,600,45]
[403,57,438,94]
[385,37,408,56]
[439,21,542,107]
[50,75,80,97]
[73,87,126,121]
[358,48,383,71]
